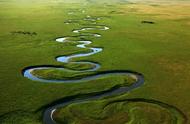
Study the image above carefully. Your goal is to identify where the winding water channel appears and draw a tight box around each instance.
[22,11,186,124]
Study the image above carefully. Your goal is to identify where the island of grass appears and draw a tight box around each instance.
[54,99,185,124]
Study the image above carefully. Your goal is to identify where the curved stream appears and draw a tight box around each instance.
[23,12,186,124]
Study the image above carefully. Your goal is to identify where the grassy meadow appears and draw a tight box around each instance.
[0,0,190,124]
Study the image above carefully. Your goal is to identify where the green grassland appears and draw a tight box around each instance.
[0,0,190,124]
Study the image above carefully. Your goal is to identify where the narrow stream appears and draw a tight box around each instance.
[22,10,185,124]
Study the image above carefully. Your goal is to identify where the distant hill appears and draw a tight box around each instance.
[1,0,189,5]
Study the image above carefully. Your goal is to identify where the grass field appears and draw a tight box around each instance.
[0,0,190,124]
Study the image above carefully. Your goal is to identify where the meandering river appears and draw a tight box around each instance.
[22,10,186,124]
